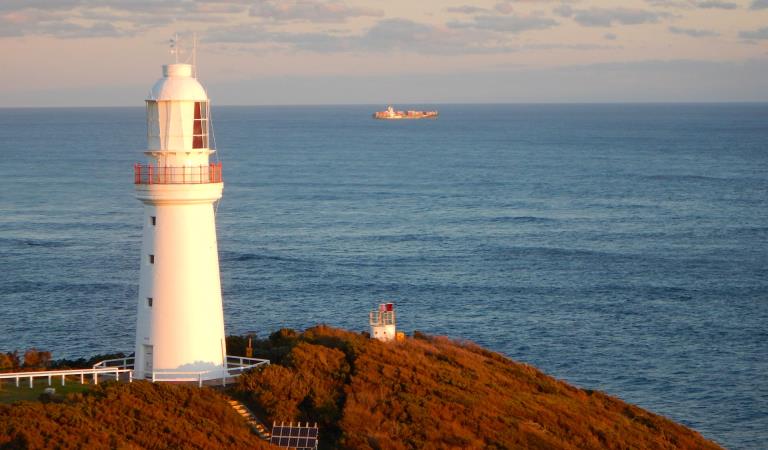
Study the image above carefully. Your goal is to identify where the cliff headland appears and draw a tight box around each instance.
[0,326,721,449]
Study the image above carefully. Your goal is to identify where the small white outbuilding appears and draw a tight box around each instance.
[369,303,397,342]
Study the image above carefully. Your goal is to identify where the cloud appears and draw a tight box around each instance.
[0,0,249,38]
[42,21,127,38]
[645,0,693,9]
[0,0,81,12]
[695,1,738,9]
[554,5,574,17]
[644,0,692,7]
[646,0,740,7]
[604,32,617,40]
[567,8,669,27]
[0,20,129,39]
[0,0,381,40]
[493,0,581,14]
[249,0,383,23]
[205,19,449,54]
[751,0,768,9]
[204,24,299,46]
[494,2,515,14]
[339,18,543,54]
[445,5,489,14]
[357,19,438,51]
[271,31,350,52]
[669,25,719,37]
[447,14,558,33]
[206,17,582,55]
[0,0,206,16]
[739,26,768,39]
[0,8,135,38]
[523,42,620,50]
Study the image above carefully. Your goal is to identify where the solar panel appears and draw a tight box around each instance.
[269,422,319,449]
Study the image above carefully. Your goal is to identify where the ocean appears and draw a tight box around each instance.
[0,104,766,448]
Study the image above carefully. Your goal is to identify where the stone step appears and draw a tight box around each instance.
[224,396,270,441]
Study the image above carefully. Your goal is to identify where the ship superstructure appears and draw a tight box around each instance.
[373,105,438,120]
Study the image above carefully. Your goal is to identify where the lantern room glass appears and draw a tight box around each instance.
[193,101,208,149]
[146,100,209,151]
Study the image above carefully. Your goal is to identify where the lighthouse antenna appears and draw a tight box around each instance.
[169,32,179,63]
[192,32,198,78]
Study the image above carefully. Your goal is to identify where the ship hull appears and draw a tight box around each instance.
[372,111,439,120]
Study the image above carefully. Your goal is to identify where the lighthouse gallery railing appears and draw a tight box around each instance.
[134,162,222,185]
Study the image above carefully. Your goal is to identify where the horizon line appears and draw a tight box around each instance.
[2,100,768,109]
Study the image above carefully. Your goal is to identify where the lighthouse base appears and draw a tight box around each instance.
[145,366,227,383]
[92,355,270,386]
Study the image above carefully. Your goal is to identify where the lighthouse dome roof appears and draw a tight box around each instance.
[148,64,208,101]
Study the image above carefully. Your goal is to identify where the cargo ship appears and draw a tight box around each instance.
[373,105,438,120]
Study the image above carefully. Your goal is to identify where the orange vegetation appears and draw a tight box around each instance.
[1,326,723,449]
[234,325,722,450]
[0,382,270,449]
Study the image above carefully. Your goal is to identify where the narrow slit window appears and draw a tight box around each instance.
[147,297,153,307]
[149,254,155,264]
[150,216,156,226]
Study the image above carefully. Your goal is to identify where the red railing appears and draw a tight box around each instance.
[134,163,222,185]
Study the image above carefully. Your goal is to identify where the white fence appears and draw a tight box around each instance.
[93,357,134,370]
[94,355,270,387]
[0,367,133,388]
[1,355,268,389]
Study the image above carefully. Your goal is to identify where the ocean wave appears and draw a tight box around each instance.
[642,174,729,182]
[488,216,556,223]
[368,234,449,243]
[0,237,73,248]
[221,251,311,264]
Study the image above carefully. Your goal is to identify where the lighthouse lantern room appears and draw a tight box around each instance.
[133,60,226,381]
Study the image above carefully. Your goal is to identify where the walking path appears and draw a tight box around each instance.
[227,397,271,441]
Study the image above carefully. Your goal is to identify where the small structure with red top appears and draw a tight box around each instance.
[369,303,397,342]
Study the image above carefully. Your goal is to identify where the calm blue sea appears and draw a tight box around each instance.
[0,104,766,448]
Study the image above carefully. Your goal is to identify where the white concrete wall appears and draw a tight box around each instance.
[371,324,397,342]
[134,183,226,380]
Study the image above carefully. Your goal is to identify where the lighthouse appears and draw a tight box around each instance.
[132,62,226,381]
[369,303,397,342]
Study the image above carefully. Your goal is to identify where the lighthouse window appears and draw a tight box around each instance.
[149,254,155,264]
[192,101,208,149]
[150,216,156,226]
[147,297,153,307]
[146,101,160,150]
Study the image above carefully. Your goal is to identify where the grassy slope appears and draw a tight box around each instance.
[234,326,723,450]
[0,326,723,449]
[0,382,271,449]
[0,381,91,404]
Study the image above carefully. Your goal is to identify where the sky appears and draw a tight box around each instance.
[1,0,767,106]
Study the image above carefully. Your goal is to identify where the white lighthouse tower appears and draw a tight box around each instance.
[132,61,226,381]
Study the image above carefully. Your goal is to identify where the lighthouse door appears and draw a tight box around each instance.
[143,345,153,378]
